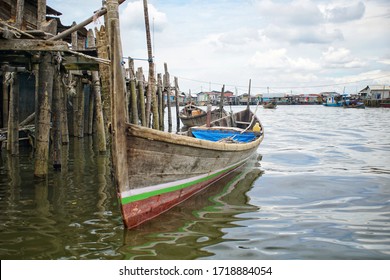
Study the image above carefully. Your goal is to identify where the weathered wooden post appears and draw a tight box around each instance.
[34,52,54,178]
[247,79,251,110]
[36,0,46,30]
[106,0,129,197]
[174,76,180,132]
[164,63,172,132]
[128,58,138,125]
[15,0,25,29]
[157,73,164,131]
[220,84,225,118]
[88,29,107,152]
[73,76,84,137]
[52,66,62,170]
[2,64,10,128]
[96,26,112,136]
[60,75,69,144]
[143,0,159,130]
[137,67,146,127]
[7,72,19,155]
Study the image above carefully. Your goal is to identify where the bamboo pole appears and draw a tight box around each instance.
[129,58,138,125]
[7,73,19,155]
[137,67,146,127]
[164,63,172,132]
[106,0,129,199]
[34,52,54,178]
[52,69,62,170]
[174,76,180,133]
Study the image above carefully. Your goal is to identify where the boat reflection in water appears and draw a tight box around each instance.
[120,155,263,260]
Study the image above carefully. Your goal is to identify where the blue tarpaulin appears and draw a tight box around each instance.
[191,129,257,143]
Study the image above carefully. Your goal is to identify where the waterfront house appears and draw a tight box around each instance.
[359,85,390,107]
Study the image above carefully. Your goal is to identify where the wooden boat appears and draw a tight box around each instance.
[263,102,277,109]
[120,108,264,228]
[179,103,228,127]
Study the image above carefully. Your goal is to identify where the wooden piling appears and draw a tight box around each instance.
[7,72,19,155]
[73,76,84,137]
[129,58,139,125]
[91,71,107,152]
[87,28,106,152]
[52,69,62,170]
[157,73,164,131]
[220,84,225,118]
[2,65,9,128]
[60,75,69,144]
[164,63,172,132]
[34,52,54,178]
[137,67,146,127]
[174,76,180,132]
[95,26,111,135]
[143,0,159,130]
[247,79,251,109]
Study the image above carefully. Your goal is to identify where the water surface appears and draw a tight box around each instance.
[0,105,389,259]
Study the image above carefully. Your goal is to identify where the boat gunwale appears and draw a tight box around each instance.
[126,123,264,152]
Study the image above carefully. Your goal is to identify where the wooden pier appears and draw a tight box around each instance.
[0,0,181,178]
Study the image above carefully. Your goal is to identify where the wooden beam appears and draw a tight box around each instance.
[48,0,127,41]
[0,39,69,51]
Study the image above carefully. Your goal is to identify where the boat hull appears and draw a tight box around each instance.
[120,121,263,228]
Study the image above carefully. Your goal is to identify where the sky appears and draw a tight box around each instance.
[47,0,390,96]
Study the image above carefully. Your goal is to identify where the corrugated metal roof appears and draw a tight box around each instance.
[369,85,390,91]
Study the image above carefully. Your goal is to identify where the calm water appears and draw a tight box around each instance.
[0,105,389,260]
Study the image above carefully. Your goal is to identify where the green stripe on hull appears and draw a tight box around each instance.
[121,163,241,205]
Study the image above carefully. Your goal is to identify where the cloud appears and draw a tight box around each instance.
[261,24,343,45]
[255,0,325,26]
[120,0,167,32]
[249,48,320,72]
[321,47,366,68]
[324,1,366,23]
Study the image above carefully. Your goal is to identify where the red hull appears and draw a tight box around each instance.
[121,166,239,228]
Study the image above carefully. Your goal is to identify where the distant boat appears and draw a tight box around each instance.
[179,103,227,127]
[323,93,345,107]
[120,107,264,228]
[263,102,277,109]
[380,99,390,108]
